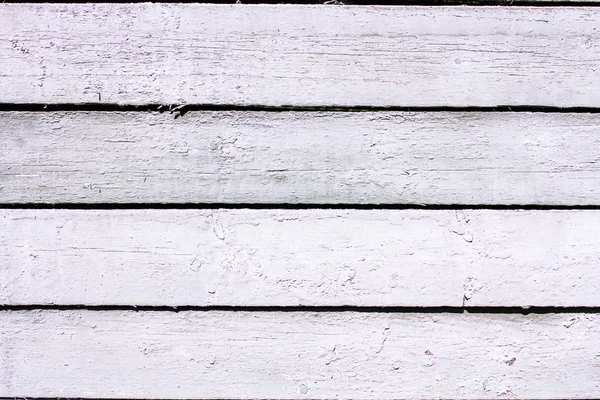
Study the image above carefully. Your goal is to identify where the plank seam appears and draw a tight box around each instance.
[1,305,599,314]
[2,0,600,6]
[5,398,600,400]
[3,204,600,210]
[3,104,600,114]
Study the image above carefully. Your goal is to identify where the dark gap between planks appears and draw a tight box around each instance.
[2,104,600,114]
[7,396,600,400]
[1,305,600,314]
[8,396,600,400]
[2,204,600,210]
[2,0,600,6]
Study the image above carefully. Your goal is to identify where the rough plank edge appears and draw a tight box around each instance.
[2,0,600,4]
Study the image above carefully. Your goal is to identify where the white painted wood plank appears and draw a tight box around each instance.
[2,209,600,307]
[0,209,465,307]
[3,111,600,205]
[1,310,598,398]
[1,4,599,107]
[463,211,600,307]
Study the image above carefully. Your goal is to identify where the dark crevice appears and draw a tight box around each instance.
[1,203,600,210]
[2,0,600,5]
[2,104,600,114]
[0,304,599,314]
[3,395,600,400]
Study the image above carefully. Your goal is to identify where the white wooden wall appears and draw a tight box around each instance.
[1,2,600,400]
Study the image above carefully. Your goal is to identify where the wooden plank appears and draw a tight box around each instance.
[3,111,600,205]
[463,210,600,307]
[1,4,599,107]
[0,209,464,307]
[1,310,598,398]
[2,209,600,307]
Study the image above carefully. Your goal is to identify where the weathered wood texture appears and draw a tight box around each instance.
[1,310,598,398]
[1,4,599,107]
[3,111,600,205]
[2,209,599,307]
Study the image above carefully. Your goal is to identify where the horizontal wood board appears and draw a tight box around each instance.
[1,310,599,398]
[2,209,600,307]
[3,111,600,205]
[1,4,600,106]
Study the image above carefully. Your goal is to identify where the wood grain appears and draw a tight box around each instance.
[1,4,599,107]
[1,310,598,398]
[3,111,600,205]
[2,209,599,307]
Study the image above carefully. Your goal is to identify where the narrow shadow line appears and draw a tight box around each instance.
[1,203,600,210]
[6,395,600,400]
[2,0,600,6]
[1,305,598,314]
[2,104,600,114]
